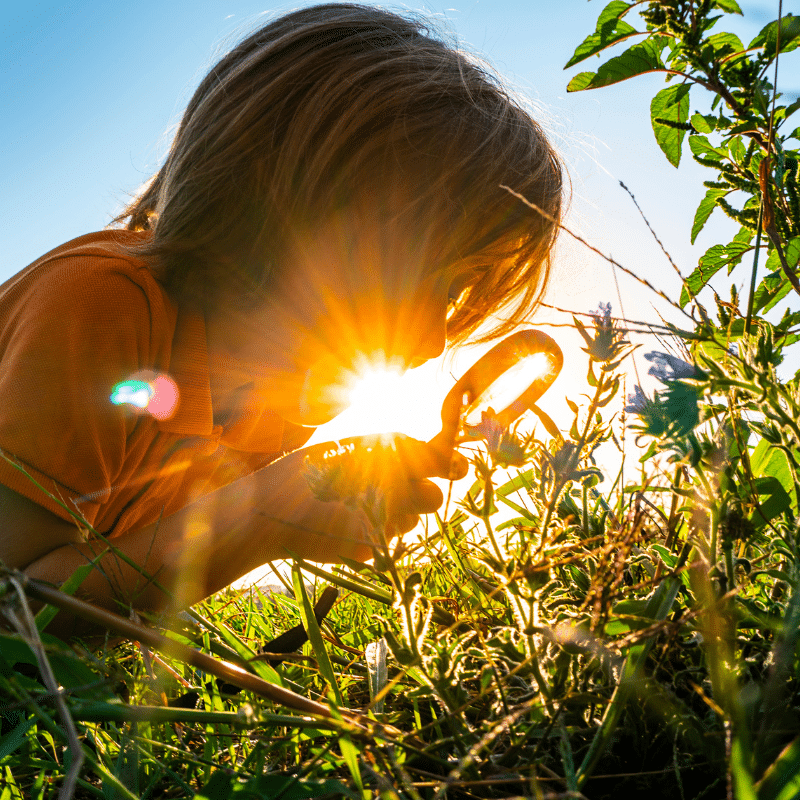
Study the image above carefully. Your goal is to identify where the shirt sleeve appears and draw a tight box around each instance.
[0,258,154,530]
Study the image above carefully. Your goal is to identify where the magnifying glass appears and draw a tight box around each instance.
[431,329,563,454]
[307,330,562,498]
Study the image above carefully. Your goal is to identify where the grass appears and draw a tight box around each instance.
[4,339,800,799]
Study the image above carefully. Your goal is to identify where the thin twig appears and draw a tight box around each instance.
[538,302,684,335]
[2,570,413,746]
[501,185,696,322]
[3,577,85,800]
[619,180,685,282]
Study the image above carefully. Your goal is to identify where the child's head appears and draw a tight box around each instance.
[118,3,563,353]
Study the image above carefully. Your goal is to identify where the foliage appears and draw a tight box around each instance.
[2,2,800,798]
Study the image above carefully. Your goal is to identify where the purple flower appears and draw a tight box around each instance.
[472,409,503,452]
[574,302,633,365]
[644,351,700,383]
[624,385,651,414]
[472,409,528,467]
[592,302,613,326]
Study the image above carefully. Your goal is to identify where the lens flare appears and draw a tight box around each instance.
[110,380,152,409]
[110,373,179,420]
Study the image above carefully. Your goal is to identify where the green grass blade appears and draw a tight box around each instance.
[187,608,286,687]
[754,736,800,800]
[730,735,758,800]
[292,565,343,706]
[0,716,36,760]
[293,558,393,605]
[338,734,365,797]
[576,574,683,788]
[35,561,98,632]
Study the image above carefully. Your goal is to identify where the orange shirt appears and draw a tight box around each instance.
[0,230,314,537]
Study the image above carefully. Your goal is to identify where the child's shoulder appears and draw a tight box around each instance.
[7,229,153,288]
[2,229,171,321]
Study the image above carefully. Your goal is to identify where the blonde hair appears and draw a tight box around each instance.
[115,3,563,344]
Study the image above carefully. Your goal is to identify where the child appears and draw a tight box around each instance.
[0,3,562,637]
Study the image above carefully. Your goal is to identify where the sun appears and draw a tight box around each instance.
[308,357,446,444]
[346,366,406,409]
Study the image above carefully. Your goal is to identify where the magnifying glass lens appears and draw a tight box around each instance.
[463,352,553,426]
[435,329,563,450]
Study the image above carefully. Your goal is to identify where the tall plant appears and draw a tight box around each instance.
[566,1,800,794]
[567,0,800,325]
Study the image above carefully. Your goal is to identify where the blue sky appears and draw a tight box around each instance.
[2,1,795,445]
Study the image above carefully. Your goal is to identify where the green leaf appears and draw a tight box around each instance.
[688,135,728,162]
[35,561,96,632]
[565,1,638,68]
[691,112,715,134]
[567,72,597,92]
[751,476,792,527]
[702,31,744,61]
[730,736,759,800]
[751,239,800,313]
[338,735,364,794]
[650,84,691,167]
[567,37,666,92]
[292,566,343,706]
[751,439,797,514]
[195,770,232,800]
[0,717,36,760]
[495,468,535,498]
[752,270,792,314]
[749,14,800,58]
[728,135,746,164]
[680,239,750,305]
[755,736,800,800]
[197,774,357,799]
[690,188,728,245]
[713,0,742,13]
[766,236,800,274]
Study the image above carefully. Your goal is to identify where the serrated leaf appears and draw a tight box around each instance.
[702,31,744,60]
[691,112,714,134]
[753,238,800,312]
[567,37,666,92]
[753,271,792,314]
[766,236,800,274]
[680,240,750,305]
[650,84,691,167]
[689,135,728,162]
[595,0,633,27]
[749,14,800,58]
[713,0,742,13]
[690,188,728,245]
[565,1,638,68]
[728,135,746,164]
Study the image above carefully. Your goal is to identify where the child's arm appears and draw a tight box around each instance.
[6,438,458,639]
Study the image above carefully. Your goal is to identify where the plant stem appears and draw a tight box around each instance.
[745,202,765,336]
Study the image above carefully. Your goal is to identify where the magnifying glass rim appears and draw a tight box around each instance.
[438,329,563,443]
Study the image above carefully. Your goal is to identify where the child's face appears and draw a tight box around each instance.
[206,209,481,426]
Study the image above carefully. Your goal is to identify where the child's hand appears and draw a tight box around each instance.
[378,433,469,537]
[299,433,469,560]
